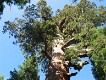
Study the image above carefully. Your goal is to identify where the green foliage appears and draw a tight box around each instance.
[7,69,21,80]
[4,0,56,78]
[54,0,106,48]
[0,76,4,80]
[8,54,39,80]
[89,27,106,80]
[0,0,30,18]
[3,2,56,56]
[65,47,81,61]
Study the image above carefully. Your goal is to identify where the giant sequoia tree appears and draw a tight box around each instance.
[3,0,106,80]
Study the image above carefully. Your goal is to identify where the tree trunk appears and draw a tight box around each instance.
[46,64,70,80]
[45,34,71,80]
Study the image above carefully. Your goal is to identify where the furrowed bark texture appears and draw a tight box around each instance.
[46,35,70,80]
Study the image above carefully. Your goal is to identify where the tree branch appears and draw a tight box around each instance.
[62,37,79,49]
[42,50,52,60]
[64,60,89,71]
[70,72,78,76]
[42,40,52,60]
[78,48,93,58]
[68,61,89,71]
[59,17,66,32]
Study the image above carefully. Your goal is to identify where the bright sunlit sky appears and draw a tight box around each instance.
[0,0,106,80]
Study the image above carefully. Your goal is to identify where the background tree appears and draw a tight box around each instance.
[91,27,106,80]
[8,53,39,80]
[3,0,106,80]
[0,0,30,19]
[0,76,4,80]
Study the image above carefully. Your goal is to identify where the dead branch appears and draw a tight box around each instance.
[67,60,89,71]
[62,37,79,49]
[78,48,93,58]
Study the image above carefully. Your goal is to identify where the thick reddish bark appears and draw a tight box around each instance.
[45,35,72,80]
[46,63,70,80]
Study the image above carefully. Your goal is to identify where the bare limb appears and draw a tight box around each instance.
[78,48,93,58]
[62,37,79,49]
[66,45,93,58]
[78,53,88,57]
[67,60,89,71]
